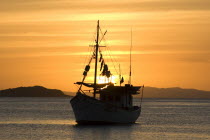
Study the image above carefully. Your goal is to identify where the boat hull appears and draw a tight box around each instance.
[70,93,141,124]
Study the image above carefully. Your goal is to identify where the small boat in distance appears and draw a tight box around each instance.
[70,20,144,124]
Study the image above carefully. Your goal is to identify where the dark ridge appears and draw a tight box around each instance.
[0,86,69,97]
[142,87,210,99]
[1,86,210,98]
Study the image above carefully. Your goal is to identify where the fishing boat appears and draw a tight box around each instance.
[70,20,144,124]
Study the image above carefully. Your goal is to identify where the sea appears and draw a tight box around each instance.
[0,97,209,140]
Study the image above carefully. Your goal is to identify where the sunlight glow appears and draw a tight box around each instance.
[97,75,117,84]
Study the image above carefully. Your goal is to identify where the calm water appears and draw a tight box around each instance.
[0,97,209,140]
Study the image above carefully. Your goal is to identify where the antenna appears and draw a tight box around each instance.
[119,64,121,86]
[129,27,132,85]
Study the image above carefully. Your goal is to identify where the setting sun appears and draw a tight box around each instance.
[97,75,117,84]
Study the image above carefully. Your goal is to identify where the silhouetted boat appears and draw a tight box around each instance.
[70,21,144,124]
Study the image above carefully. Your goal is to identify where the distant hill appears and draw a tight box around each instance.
[63,91,75,96]
[64,86,210,99]
[0,86,69,97]
[142,87,210,99]
[1,86,210,98]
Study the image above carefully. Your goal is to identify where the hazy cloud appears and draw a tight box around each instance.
[1,0,210,13]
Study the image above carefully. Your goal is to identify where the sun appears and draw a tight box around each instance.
[97,75,116,84]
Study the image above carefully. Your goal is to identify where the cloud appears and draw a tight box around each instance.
[1,0,210,13]
[178,53,210,63]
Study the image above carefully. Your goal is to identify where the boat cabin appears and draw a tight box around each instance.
[99,84,140,108]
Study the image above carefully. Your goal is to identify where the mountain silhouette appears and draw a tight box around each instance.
[0,86,69,97]
[1,86,210,98]
[142,87,210,98]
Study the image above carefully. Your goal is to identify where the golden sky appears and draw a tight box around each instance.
[0,0,210,91]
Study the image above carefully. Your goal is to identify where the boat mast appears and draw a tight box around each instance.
[93,20,100,98]
[119,64,121,86]
[129,28,132,85]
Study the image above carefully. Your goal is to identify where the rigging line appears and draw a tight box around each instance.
[98,33,112,70]
[103,37,120,76]
[74,84,80,91]
[98,27,120,83]
[140,85,144,107]
[99,28,107,44]
[105,45,119,75]
[104,48,121,84]
[82,42,92,70]
[129,27,133,85]
[108,47,118,74]
[98,48,106,64]
[80,48,92,82]
[80,28,97,82]
[80,48,89,81]
[105,46,120,84]
[104,38,124,82]
[107,52,118,77]
[98,26,105,45]
[102,37,114,64]
[102,47,114,83]
[83,27,96,66]
[78,55,94,91]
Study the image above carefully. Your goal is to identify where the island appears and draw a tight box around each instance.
[0,86,69,97]
[1,86,210,98]
[142,87,210,99]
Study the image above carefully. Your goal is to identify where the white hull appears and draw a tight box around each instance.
[70,93,141,124]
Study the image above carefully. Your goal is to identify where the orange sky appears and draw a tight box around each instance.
[0,0,210,91]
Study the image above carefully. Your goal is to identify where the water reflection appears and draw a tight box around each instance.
[0,98,209,140]
[72,123,138,140]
